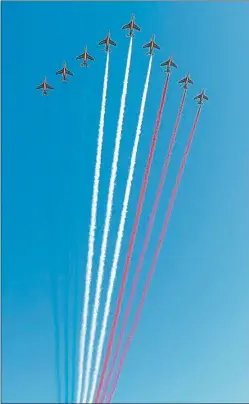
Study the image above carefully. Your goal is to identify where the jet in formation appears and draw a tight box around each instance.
[143,34,160,56]
[56,62,74,81]
[160,56,178,73]
[178,72,194,89]
[36,77,54,95]
[99,31,117,52]
[194,90,208,104]
[122,14,141,37]
[76,47,94,67]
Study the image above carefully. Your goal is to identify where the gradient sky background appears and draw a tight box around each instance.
[2,1,249,403]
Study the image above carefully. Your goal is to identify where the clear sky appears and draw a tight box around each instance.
[2,1,249,403]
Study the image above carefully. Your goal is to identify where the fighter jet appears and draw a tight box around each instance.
[178,72,194,89]
[98,31,116,52]
[194,90,208,105]
[76,47,94,67]
[122,14,141,37]
[143,34,160,56]
[160,56,178,73]
[36,77,54,95]
[56,62,73,80]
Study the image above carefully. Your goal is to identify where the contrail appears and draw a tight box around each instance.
[100,88,187,402]
[82,38,133,404]
[88,55,153,404]
[106,105,203,403]
[76,52,110,404]
[50,271,62,404]
[95,71,171,404]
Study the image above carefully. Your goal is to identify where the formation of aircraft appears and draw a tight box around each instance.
[178,72,194,89]
[56,62,74,81]
[143,34,160,56]
[98,31,117,52]
[122,14,141,37]
[36,13,208,104]
[160,56,178,73]
[194,90,208,104]
[76,46,94,67]
[36,77,54,96]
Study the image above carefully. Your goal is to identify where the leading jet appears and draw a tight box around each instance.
[76,46,94,67]
[143,34,160,56]
[194,90,208,105]
[178,72,194,89]
[160,56,178,73]
[122,14,141,37]
[36,77,54,95]
[56,62,73,81]
[98,31,116,52]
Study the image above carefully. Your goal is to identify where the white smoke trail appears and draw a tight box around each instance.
[76,52,110,404]
[82,38,133,404]
[88,55,153,404]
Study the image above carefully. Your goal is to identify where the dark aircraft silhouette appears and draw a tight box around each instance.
[76,47,94,67]
[122,14,141,37]
[98,31,116,52]
[160,56,178,73]
[178,72,194,89]
[36,77,54,95]
[143,34,160,56]
[194,90,208,104]
[56,62,73,80]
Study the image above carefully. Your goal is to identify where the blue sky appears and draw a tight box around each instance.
[2,1,249,403]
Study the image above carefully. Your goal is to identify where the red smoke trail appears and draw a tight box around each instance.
[99,89,187,403]
[94,72,170,403]
[106,105,202,403]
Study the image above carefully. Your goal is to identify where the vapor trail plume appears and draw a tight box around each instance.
[100,88,187,402]
[88,55,153,404]
[82,38,133,404]
[76,52,110,404]
[95,71,170,404]
[107,105,203,403]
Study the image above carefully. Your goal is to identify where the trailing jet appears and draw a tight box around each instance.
[160,56,177,73]
[56,62,73,80]
[36,77,54,95]
[98,31,116,52]
[178,72,194,89]
[76,47,94,67]
[143,34,160,56]
[122,14,141,37]
[194,90,208,105]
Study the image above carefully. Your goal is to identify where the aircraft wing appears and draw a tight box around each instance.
[143,41,151,48]
[171,61,177,68]
[178,78,186,84]
[86,53,94,61]
[160,60,168,66]
[66,69,73,76]
[122,23,130,30]
[76,53,85,60]
[189,78,194,84]
[109,39,116,46]
[133,23,140,31]
[153,42,160,50]
[56,68,64,75]
[204,94,208,100]
[46,83,54,90]
[36,83,44,89]
[99,39,106,45]
[194,94,200,100]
